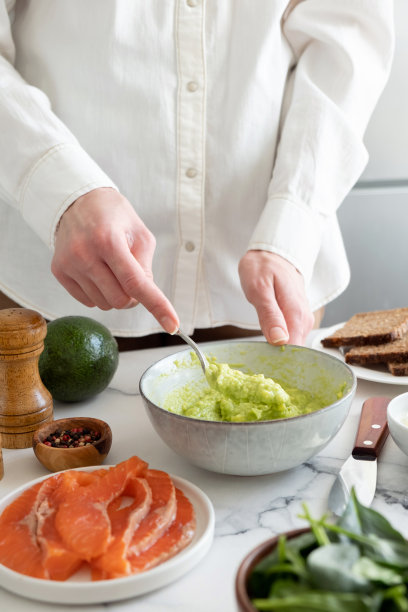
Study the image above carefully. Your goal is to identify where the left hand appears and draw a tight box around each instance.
[238,250,314,346]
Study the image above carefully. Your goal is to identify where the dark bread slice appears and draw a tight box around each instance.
[388,362,408,376]
[321,308,408,348]
[345,333,408,365]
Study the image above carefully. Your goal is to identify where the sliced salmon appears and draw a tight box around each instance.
[0,469,100,579]
[90,477,152,579]
[127,470,177,557]
[0,482,46,578]
[55,456,148,560]
[35,473,85,581]
[92,469,176,579]
[128,487,195,574]
[0,457,196,582]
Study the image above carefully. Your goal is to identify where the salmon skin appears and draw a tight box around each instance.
[0,456,196,581]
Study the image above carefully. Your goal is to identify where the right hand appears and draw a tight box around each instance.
[238,250,314,346]
[51,187,179,333]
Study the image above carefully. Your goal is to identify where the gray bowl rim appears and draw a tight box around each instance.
[139,340,357,427]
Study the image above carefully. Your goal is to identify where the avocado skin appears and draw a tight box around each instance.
[39,316,119,403]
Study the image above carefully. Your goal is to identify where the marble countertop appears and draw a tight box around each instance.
[1,330,408,611]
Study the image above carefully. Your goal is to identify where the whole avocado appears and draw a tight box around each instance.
[39,316,119,403]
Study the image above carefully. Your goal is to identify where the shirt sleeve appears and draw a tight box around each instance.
[248,0,394,284]
[0,2,118,249]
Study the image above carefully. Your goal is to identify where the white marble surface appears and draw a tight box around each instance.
[1,330,408,611]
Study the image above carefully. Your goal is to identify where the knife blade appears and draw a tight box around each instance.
[328,396,391,517]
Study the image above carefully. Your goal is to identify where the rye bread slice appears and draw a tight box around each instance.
[344,333,408,365]
[321,308,408,348]
[387,362,408,376]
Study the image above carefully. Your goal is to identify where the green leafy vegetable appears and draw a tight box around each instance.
[248,490,408,611]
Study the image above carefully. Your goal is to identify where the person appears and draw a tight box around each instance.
[0,1,394,349]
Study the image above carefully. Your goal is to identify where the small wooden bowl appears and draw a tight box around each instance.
[33,417,112,472]
[235,528,309,612]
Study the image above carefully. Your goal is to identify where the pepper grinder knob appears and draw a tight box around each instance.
[0,308,53,449]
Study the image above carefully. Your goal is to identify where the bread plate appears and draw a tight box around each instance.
[0,467,215,604]
[312,323,408,386]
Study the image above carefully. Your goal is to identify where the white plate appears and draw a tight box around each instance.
[312,323,408,386]
[0,468,215,605]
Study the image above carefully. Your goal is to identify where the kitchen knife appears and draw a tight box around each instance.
[328,396,391,517]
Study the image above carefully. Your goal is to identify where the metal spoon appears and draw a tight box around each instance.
[177,329,208,375]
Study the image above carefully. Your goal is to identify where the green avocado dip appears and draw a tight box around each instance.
[163,360,341,422]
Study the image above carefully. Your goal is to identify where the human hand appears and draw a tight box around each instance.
[238,250,314,346]
[51,187,179,333]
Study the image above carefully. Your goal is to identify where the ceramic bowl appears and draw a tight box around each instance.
[32,417,112,472]
[139,341,356,476]
[387,392,408,457]
[235,528,309,611]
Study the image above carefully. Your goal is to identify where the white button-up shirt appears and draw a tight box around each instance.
[0,0,394,336]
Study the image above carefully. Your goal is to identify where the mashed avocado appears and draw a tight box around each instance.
[163,360,331,422]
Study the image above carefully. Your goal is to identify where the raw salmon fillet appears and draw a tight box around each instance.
[92,469,176,579]
[0,456,196,582]
[55,455,148,560]
[35,472,86,581]
[128,488,196,574]
[0,482,46,578]
[127,469,177,556]
[91,476,152,578]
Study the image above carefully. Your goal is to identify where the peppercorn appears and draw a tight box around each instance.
[43,428,101,448]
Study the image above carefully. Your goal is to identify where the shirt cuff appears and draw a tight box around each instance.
[19,143,118,249]
[247,196,324,285]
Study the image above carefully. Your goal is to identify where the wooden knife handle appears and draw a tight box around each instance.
[352,396,391,460]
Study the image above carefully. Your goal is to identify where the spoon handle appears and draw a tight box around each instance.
[177,330,208,374]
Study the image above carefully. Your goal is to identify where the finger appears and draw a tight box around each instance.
[125,299,139,308]
[70,275,114,311]
[87,261,140,310]
[283,307,313,346]
[274,285,314,346]
[54,274,96,308]
[128,273,179,333]
[105,241,178,331]
[126,230,155,274]
[248,291,289,345]
[284,314,305,346]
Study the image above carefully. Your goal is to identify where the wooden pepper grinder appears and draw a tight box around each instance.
[0,434,3,479]
[0,308,53,449]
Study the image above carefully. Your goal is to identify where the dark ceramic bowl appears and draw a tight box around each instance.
[235,528,310,611]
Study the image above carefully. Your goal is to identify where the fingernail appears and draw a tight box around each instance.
[268,327,289,344]
[161,317,179,335]
[125,299,138,309]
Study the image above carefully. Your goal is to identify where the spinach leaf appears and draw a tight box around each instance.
[363,536,408,570]
[306,543,372,593]
[248,532,317,597]
[353,556,403,586]
[339,490,405,543]
[269,578,310,598]
[248,490,408,612]
[382,585,408,611]
[252,590,382,611]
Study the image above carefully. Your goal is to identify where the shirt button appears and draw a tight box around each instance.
[186,0,198,6]
[185,241,195,252]
[186,167,197,178]
[187,81,199,92]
